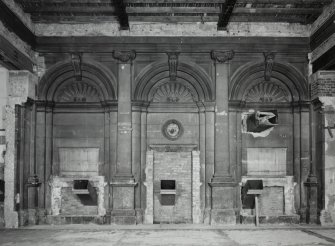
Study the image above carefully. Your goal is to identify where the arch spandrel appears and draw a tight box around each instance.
[133,60,214,102]
[38,59,117,102]
[230,61,308,103]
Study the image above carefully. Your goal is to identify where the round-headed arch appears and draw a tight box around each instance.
[133,59,214,102]
[38,58,117,102]
[229,61,308,102]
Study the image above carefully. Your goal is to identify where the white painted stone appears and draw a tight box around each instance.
[144,150,154,224]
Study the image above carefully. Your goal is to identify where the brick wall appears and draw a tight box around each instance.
[153,152,192,223]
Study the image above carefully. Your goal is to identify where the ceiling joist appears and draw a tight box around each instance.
[218,0,237,30]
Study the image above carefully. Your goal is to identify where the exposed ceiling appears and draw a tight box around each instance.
[15,0,332,30]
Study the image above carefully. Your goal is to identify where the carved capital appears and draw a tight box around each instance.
[211,50,234,63]
[71,53,82,81]
[113,50,136,63]
[264,52,275,81]
[167,52,179,81]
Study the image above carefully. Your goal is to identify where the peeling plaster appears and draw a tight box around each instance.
[217,110,228,116]
[35,22,310,37]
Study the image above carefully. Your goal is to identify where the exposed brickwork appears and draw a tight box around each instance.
[153,152,192,223]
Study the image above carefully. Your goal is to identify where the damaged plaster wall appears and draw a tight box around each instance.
[320,97,335,225]
[4,71,37,228]
[35,22,310,37]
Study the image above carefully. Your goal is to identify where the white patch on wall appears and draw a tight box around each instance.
[247,148,286,176]
[59,147,99,176]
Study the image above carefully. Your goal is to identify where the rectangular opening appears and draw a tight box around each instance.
[161,180,176,190]
[73,180,88,190]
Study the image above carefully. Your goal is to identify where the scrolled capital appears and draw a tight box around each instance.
[211,50,234,63]
[113,50,136,63]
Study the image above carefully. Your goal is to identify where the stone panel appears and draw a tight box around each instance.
[259,187,284,216]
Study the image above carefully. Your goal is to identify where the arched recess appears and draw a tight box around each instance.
[230,61,308,103]
[230,61,309,219]
[38,58,117,102]
[133,60,213,102]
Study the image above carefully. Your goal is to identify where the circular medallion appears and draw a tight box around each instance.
[162,119,183,141]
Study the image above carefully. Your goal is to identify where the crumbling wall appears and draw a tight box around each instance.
[311,71,335,225]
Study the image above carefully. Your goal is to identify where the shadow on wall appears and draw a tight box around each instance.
[0,180,4,227]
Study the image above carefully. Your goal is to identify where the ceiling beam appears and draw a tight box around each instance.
[127,7,220,14]
[24,6,117,14]
[237,0,331,4]
[233,7,322,15]
[0,1,36,48]
[113,0,129,30]
[218,0,237,30]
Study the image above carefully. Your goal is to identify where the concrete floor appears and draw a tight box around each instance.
[0,225,335,246]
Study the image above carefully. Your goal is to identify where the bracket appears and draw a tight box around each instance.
[324,124,335,138]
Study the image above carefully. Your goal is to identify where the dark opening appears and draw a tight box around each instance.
[161,180,176,190]
[0,180,4,202]
[73,180,88,190]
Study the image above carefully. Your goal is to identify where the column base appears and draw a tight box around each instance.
[109,209,137,225]
[305,175,318,224]
[211,209,236,225]
[110,176,137,225]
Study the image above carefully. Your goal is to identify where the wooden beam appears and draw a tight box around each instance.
[233,7,322,15]
[218,0,237,30]
[0,35,34,72]
[25,6,117,14]
[313,46,335,73]
[128,15,219,22]
[0,1,36,48]
[113,0,129,30]
[237,0,331,4]
[126,0,226,3]
[127,7,220,14]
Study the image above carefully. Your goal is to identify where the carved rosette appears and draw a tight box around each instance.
[167,52,179,81]
[152,82,195,103]
[56,81,101,102]
[264,52,275,81]
[244,81,290,103]
[211,50,234,63]
[162,119,184,141]
[113,50,136,63]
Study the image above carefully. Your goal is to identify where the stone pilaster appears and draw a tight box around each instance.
[311,71,335,225]
[210,50,234,181]
[110,50,137,224]
[3,70,37,228]
[209,50,236,225]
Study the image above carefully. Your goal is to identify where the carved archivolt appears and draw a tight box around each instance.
[244,81,290,103]
[152,82,195,103]
[56,81,101,102]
